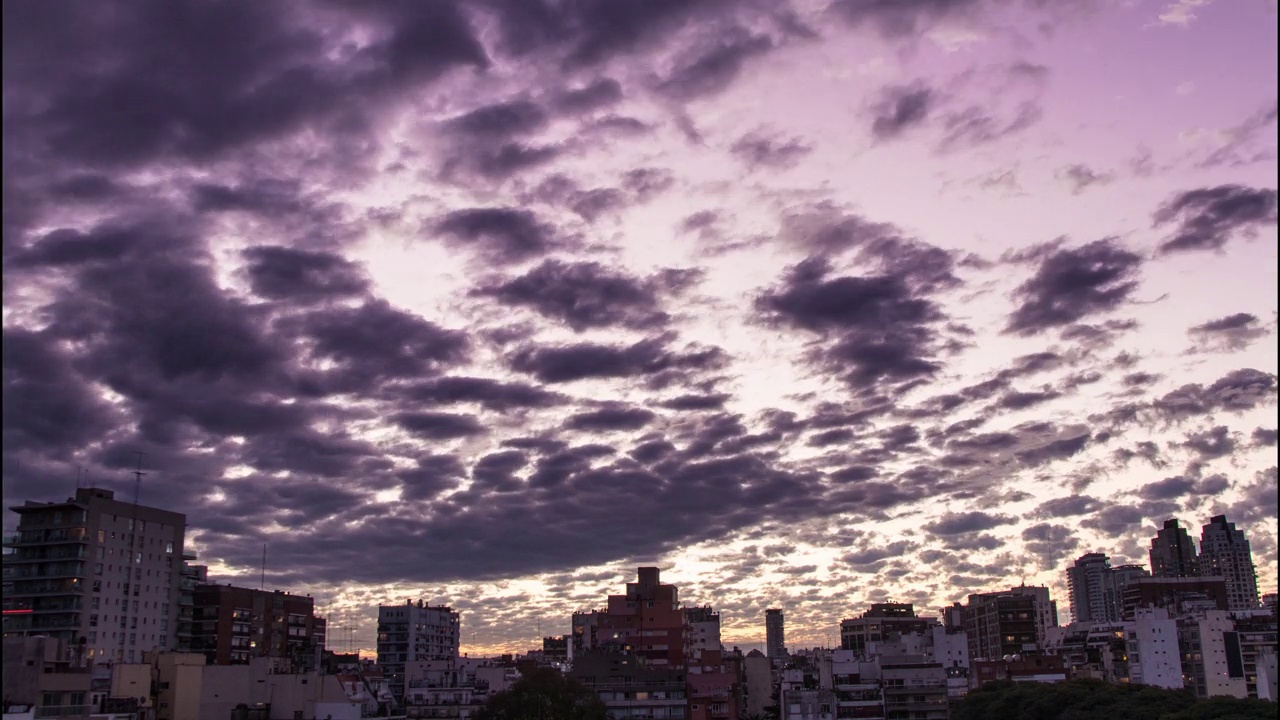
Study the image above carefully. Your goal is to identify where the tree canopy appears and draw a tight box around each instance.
[952,680,1277,720]
[472,666,609,720]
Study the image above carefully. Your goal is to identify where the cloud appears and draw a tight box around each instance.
[1149,368,1278,423]
[1153,185,1278,254]
[565,404,657,432]
[658,31,774,101]
[470,260,693,331]
[870,83,934,140]
[1056,164,1114,194]
[1033,495,1101,519]
[1156,0,1213,27]
[241,246,370,302]
[924,511,1016,535]
[395,377,566,412]
[508,335,727,385]
[554,78,625,114]
[730,128,813,170]
[443,100,549,139]
[1186,312,1269,352]
[1005,239,1143,336]
[434,208,568,264]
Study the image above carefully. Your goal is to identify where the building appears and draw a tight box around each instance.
[686,605,722,663]
[175,553,207,653]
[189,584,324,666]
[742,649,773,718]
[1043,607,1182,690]
[1150,519,1199,578]
[3,487,186,664]
[688,649,742,720]
[1105,565,1150,621]
[570,649,689,719]
[970,655,1069,688]
[767,608,786,661]
[1067,553,1112,624]
[1198,515,1260,612]
[1121,576,1229,619]
[960,589,1050,662]
[880,660,949,720]
[840,603,935,656]
[1006,585,1058,648]
[1233,612,1279,700]
[1178,610,1248,698]
[376,599,460,701]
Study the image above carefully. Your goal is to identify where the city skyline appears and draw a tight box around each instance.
[3,0,1277,657]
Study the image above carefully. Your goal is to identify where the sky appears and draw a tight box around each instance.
[2,0,1277,657]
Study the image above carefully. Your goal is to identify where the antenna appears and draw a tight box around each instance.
[261,543,267,591]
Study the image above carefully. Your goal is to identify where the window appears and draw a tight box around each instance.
[165,541,174,554]
[95,563,103,576]
[97,530,105,543]
[90,614,99,627]
[93,580,101,593]
[138,520,145,533]
[127,519,134,531]
[135,552,142,564]
[92,597,100,609]
[88,632,96,643]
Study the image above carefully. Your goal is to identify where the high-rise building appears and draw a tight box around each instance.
[840,603,935,655]
[960,591,1039,661]
[190,584,325,666]
[1198,515,1260,612]
[1150,519,1199,578]
[1068,553,1112,624]
[1105,565,1150,621]
[766,608,786,660]
[376,599,460,701]
[2,487,186,664]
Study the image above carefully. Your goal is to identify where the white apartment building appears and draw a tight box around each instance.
[3,487,186,664]
[376,599,460,701]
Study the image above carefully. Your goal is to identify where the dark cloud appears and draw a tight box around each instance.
[870,83,933,140]
[470,260,681,331]
[997,389,1061,410]
[3,0,485,170]
[1149,368,1278,423]
[508,335,727,384]
[565,405,657,432]
[292,300,469,388]
[1032,495,1101,519]
[658,31,773,101]
[924,511,1015,535]
[1252,427,1278,447]
[1005,239,1143,336]
[396,376,566,412]
[394,411,486,440]
[659,394,730,411]
[1180,426,1236,460]
[1187,313,1269,353]
[1021,522,1079,569]
[444,100,548,138]
[434,208,565,264]
[730,128,813,170]
[3,328,116,452]
[756,256,946,393]
[242,246,369,302]
[1153,185,1278,254]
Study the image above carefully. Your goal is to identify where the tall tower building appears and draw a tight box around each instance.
[376,599,460,701]
[1067,553,1112,623]
[1149,519,1199,578]
[1198,515,1260,611]
[3,487,186,664]
[765,608,785,660]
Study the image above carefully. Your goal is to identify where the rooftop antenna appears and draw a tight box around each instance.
[261,543,267,591]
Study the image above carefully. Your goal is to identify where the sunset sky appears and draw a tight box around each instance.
[3,0,1277,656]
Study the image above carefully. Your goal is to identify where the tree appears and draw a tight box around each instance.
[472,666,609,720]
[952,680,1277,720]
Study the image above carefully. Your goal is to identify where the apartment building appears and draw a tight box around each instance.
[190,584,324,666]
[3,487,186,664]
[376,599,460,701]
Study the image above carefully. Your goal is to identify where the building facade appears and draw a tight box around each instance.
[766,608,786,661]
[3,487,186,664]
[1150,519,1199,578]
[189,584,324,667]
[375,599,460,702]
[1198,515,1260,612]
[840,603,935,656]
